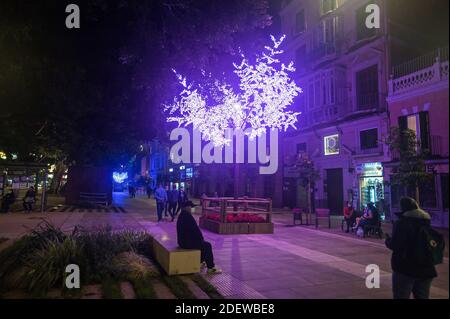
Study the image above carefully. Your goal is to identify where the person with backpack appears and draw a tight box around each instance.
[385,197,445,299]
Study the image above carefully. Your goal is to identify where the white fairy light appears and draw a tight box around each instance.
[164,35,302,146]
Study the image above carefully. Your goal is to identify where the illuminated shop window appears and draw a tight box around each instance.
[324,134,339,155]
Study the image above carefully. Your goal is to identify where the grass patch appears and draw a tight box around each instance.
[191,274,224,299]
[0,220,155,297]
[130,275,157,299]
[101,277,123,299]
[162,275,196,299]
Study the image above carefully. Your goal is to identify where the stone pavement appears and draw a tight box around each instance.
[0,192,448,299]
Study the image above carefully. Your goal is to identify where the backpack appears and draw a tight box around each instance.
[411,224,445,266]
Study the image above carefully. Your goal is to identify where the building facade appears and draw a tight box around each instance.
[385,47,449,228]
[280,0,392,215]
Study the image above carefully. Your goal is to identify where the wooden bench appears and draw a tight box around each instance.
[152,234,201,275]
[315,208,331,229]
[79,192,108,206]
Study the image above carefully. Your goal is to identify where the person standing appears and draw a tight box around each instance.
[23,186,36,213]
[154,184,167,222]
[386,197,444,299]
[167,185,179,222]
[177,201,222,274]
[176,186,188,215]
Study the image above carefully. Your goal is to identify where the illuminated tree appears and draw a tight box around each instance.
[165,35,302,146]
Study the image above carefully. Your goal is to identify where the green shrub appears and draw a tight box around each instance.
[0,221,156,297]
[111,251,159,299]
[23,237,86,296]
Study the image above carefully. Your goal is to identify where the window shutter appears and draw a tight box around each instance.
[398,116,407,131]
[398,116,407,152]
[419,111,431,153]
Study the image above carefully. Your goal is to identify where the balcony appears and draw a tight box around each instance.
[354,144,384,158]
[306,41,337,64]
[431,135,449,157]
[389,47,449,96]
[356,93,379,111]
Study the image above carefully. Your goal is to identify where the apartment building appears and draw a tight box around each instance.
[385,47,449,228]
[280,0,406,217]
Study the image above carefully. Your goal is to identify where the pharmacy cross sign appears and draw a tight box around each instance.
[164,35,303,147]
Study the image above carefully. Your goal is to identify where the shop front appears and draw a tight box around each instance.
[356,162,384,215]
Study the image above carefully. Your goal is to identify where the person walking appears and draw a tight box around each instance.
[176,186,188,215]
[177,201,222,274]
[167,185,179,222]
[154,184,168,222]
[146,183,152,199]
[386,197,445,299]
[23,186,36,213]
[164,185,170,217]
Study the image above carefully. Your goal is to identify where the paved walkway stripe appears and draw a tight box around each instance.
[245,234,449,298]
[203,272,266,299]
[273,222,450,263]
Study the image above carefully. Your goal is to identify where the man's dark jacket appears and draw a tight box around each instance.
[177,210,204,249]
[385,208,437,279]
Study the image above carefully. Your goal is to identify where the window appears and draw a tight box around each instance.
[308,84,314,109]
[324,134,339,155]
[321,0,336,15]
[356,64,378,110]
[390,181,405,208]
[418,176,437,208]
[360,128,378,149]
[295,45,306,71]
[398,112,431,152]
[314,79,321,106]
[295,10,306,34]
[356,2,376,40]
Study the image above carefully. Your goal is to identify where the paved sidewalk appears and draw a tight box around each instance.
[0,192,448,299]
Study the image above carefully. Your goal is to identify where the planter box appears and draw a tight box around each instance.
[248,222,274,234]
[199,217,274,234]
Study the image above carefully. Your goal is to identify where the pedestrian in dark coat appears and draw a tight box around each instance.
[177,201,221,274]
[386,197,437,299]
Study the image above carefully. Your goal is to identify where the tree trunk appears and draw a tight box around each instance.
[233,163,240,211]
[49,161,66,194]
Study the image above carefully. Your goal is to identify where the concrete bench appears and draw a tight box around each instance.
[152,234,201,275]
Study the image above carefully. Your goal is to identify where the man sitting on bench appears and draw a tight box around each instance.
[177,200,222,274]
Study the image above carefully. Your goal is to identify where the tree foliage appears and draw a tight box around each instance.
[0,0,273,167]
[385,126,432,203]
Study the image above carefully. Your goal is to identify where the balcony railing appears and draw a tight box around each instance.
[306,41,337,63]
[356,93,379,110]
[392,47,448,79]
[389,47,449,96]
[354,144,383,156]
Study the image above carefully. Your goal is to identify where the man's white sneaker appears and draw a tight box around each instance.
[207,267,222,274]
[200,262,207,271]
